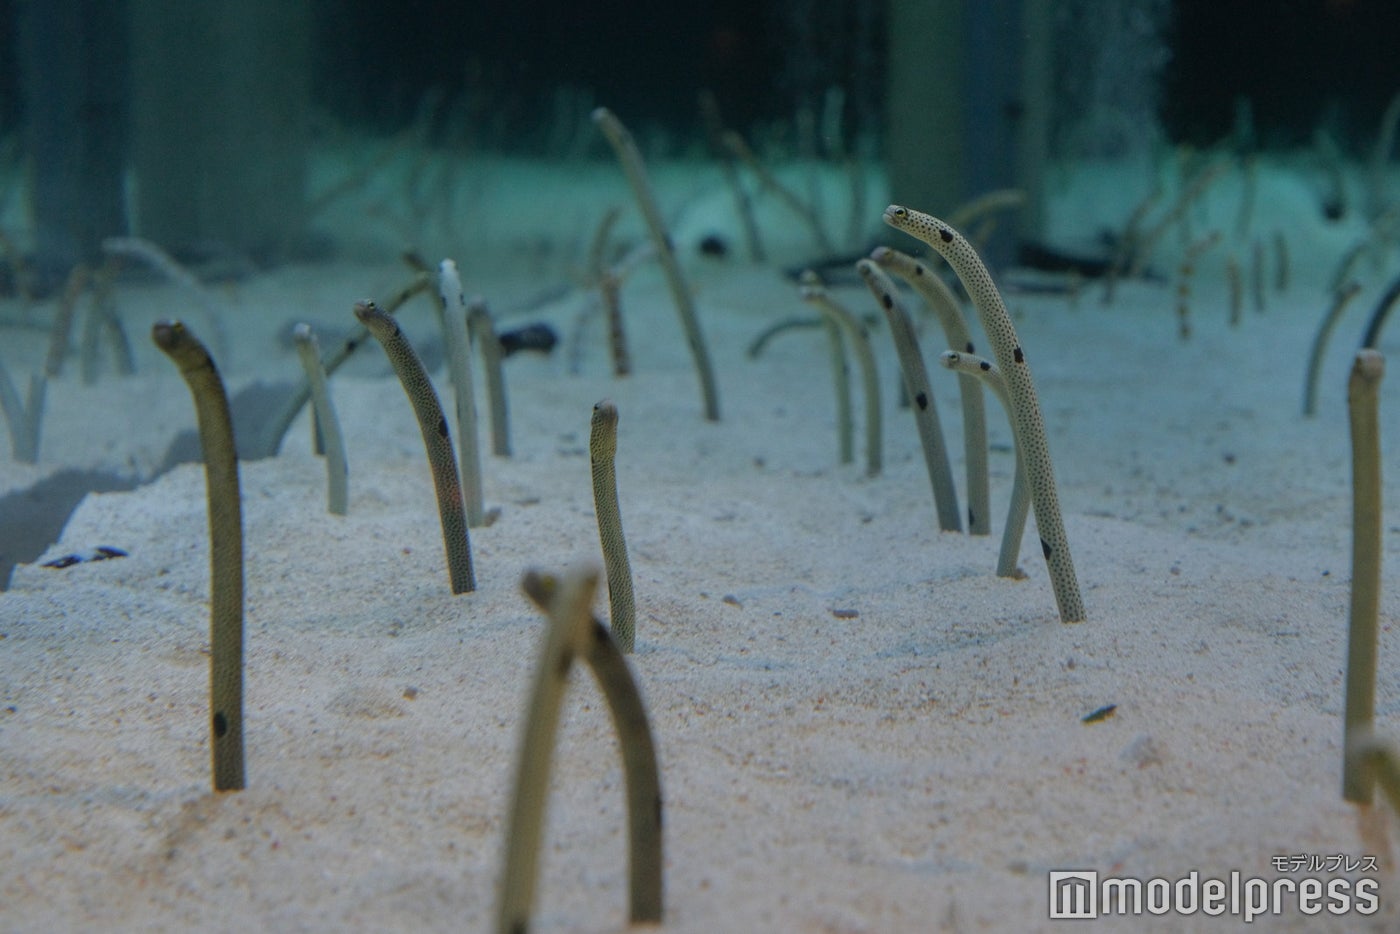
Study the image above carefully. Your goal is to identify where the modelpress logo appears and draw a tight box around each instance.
[1049,871,1098,919]
[1048,869,1380,921]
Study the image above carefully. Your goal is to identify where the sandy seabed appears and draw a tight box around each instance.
[3,150,1400,931]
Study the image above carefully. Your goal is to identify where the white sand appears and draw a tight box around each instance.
[3,152,1400,931]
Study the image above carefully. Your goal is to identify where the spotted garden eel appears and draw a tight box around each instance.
[590,400,637,652]
[790,271,853,466]
[1344,349,1385,804]
[940,351,1028,579]
[799,273,882,477]
[292,324,348,516]
[151,320,245,791]
[499,568,664,931]
[516,569,663,926]
[884,205,1085,622]
[262,272,433,457]
[593,106,720,421]
[354,300,475,594]
[467,297,511,457]
[871,245,990,535]
[436,260,486,527]
[856,258,962,533]
[821,311,855,466]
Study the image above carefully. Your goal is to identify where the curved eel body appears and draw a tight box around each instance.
[500,569,664,931]
[883,205,1084,622]
[152,320,245,791]
[355,300,475,594]
[940,350,1028,578]
[590,400,637,652]
[872,245,990,535]
[856,258,962,533]
[799,274,882,478]
[292,324,349,516]
[1344,349,1385,804]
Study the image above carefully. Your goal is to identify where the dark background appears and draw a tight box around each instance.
[0,0,1398,152]
[1164,0,1400,148]
[315,0,1400,151]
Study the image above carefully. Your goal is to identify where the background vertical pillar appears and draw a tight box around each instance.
[1015,0,1051,244]
[130,1,310,262]
[885,0,1050,258]
[18,0,129,287]
[886,0,967,219]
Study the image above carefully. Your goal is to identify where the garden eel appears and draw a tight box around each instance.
[261,272,432,457]
[109,237,231,366]
[720,128,834,254]
[1226,255,1243,328]
[1251,238,1266,314]
[799,273,882,477]
[1348,736,1400,815]
[789,271,852,466]
[855,258,962,533]
[435,260,486,527]
[946,188,1027,232]
[1302,281,1363,416]
[745,316,823,358]
[516,569,663,926]
[590,400,636,652]
[45,264,89,378]
[593,106,720,421]
[467,297,512,457]
[599,270,631,376]
[151,320,245,792]
[940,351,1028,578]
[1343,349,1385,804]
[821,307,854,465]
[354,300,475,594]
[871,246,990,535]
[1125,158,1228,281]
[80,257,135,384]
[0,356,44,463]
[592,242,634,377]
[1359,273,1400,352]
[884,205,1085,623]
[292,324,349,515]
[1176,230,1221,341]
[499,569,665,931]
